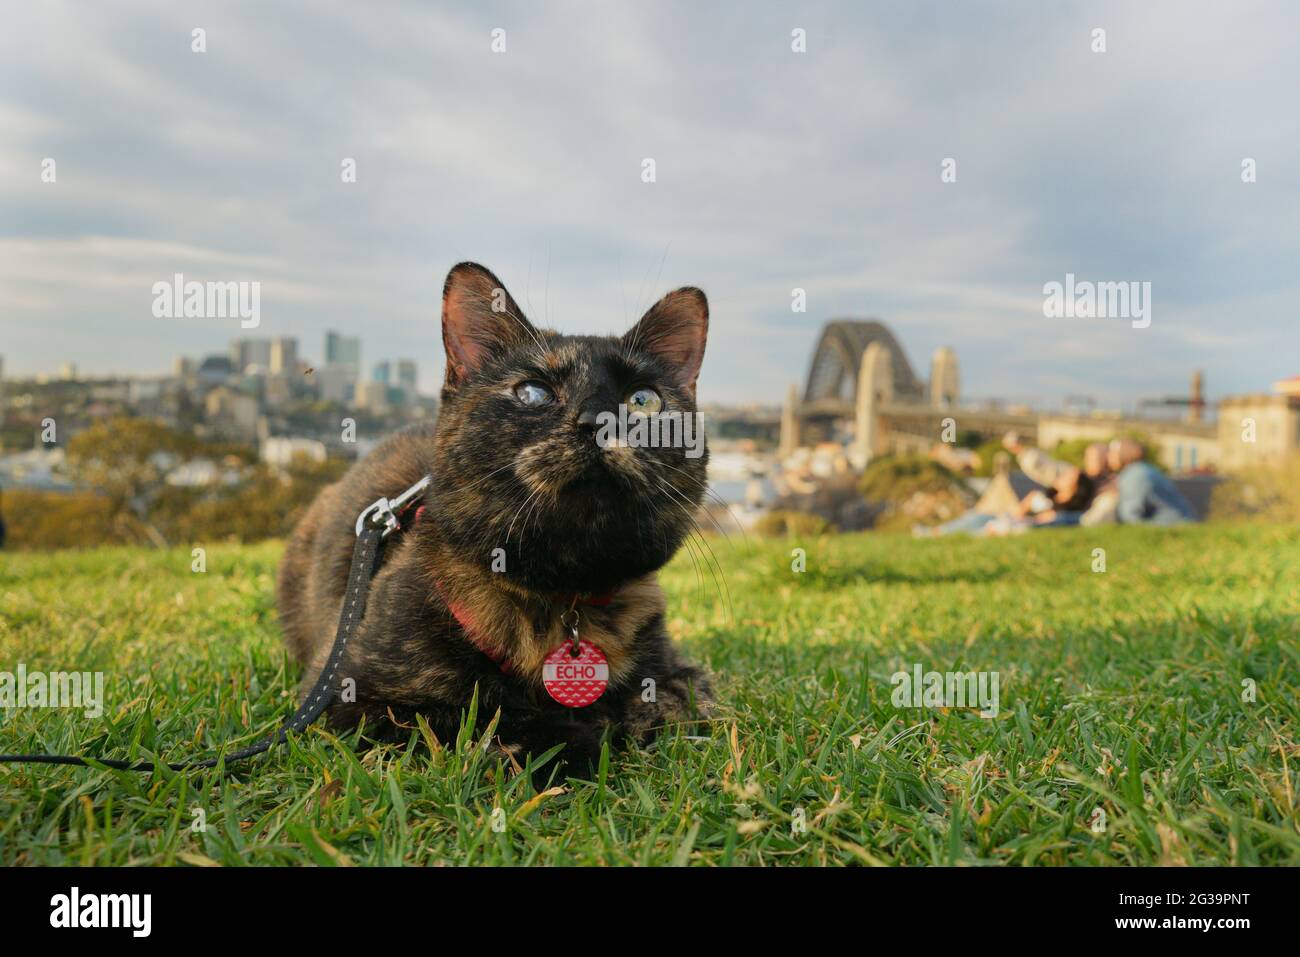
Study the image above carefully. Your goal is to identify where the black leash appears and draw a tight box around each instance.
[0,476,430,773]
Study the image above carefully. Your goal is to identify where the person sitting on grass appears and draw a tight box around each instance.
[1078,441,1123,526]
[1078,438,1196,526]
[1106,438,1196,525]
[922,465,1096,536]
[1002,431,1071,487]
[1082,441,1110,483]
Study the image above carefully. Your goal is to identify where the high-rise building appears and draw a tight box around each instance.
[316,364,358,404]
[373,359,419,406]
[230,338,272,374]
[325,332,361,372]
[270,337,299,374]
[396,360,418,397]
[354,379,391,413]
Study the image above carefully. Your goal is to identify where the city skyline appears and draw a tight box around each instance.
[3,2,1298,405]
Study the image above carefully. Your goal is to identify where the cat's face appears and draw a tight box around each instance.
[430,262,709,594]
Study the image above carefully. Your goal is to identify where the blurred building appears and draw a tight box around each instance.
[269,337,299,374]
[396,360,418,398]
[230,338,272,375]
[263,372,295,409]
[1274,374,1300,398]
[204,386,259,441]
[325,332,361,372]
[0,446,74,491]
[316,364,357,404]
[197,354,234,387]
[1218,382,1300,470]
[261,436,328,469]
[354,379,390,414]
[372,359,420,406]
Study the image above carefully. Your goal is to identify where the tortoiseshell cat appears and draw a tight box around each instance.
[278,262,713,770]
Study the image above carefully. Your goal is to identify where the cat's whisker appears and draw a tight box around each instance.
[457,460,520,495]
[518,482,555,549]
[487,483,532,553]
[683,523,733,624]
[654,462,737,546]
[655,459,751,547]
[671,514,708,604]
[505,482,547,547]
[650,475,733,622]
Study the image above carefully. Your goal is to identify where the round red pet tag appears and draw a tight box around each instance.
[543,639,609,708]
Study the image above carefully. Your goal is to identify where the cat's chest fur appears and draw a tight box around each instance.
[412,540,667,688]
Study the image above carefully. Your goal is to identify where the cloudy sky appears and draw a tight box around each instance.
[3,0,1297,407]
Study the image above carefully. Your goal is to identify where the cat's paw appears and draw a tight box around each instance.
[621,664,713,746]
[497,715,608,776]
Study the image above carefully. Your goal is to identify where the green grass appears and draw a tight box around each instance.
[2,523,1298,865]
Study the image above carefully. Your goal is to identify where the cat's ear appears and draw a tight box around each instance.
[623,287,709,397]
[441,262,538,388]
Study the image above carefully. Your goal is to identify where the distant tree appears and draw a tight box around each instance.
[859,454,960,501]
[858,454,974,531]
[169,457,349,543]
[753,509,832,537]
[37,415,351,550]
[971,438,1006,477]
[65,417,198,545]
[0,490,122,549]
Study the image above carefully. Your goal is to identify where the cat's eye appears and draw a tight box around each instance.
[514,381,553,407]
[626,388,662,417]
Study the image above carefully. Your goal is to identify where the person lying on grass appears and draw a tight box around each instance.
[919,466,1097,537]
[984,466,1097,535]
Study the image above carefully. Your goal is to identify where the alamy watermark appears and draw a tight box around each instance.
[594,404,704,459]
[152,273,261,328]
[50,887,151,937]
[0,664,105,719]
[890,663,1000,718]
[1042,272,1151,329]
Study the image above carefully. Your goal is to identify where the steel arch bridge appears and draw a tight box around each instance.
[801,319,924,413]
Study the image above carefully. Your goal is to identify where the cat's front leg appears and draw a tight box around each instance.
[617,655,714,748]
[493,703,611,774]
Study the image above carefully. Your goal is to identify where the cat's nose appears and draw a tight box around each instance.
[576,409,600,439]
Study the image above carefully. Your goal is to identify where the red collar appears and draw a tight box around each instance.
[431,579,613,675]
[408,506,612,673]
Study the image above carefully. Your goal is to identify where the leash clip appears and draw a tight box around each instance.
[560,607,581,657]
[355,475,432,538]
